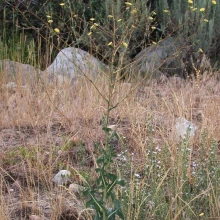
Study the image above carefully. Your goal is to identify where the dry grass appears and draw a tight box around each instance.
[1,69,220,219]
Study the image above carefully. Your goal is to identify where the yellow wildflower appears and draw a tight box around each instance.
[125,2,132,6]
[94,23,99,26]
[73,14,78,18]
[152,41,157,45]
[212,0,216,4]
[90,18,95,21]
[54,28,60,33]
[204,19,209,22]
[152,11,156,15]
[164,9,169,13]
[198,48,203,52]
[108,42,113,46]
[87,32,92,36]
[48,20,53,23]
[108,15,114,18]
[131,25,136,28]
[149,16,154,20]
[188,0,193,4]
[151,26,156,30]
[90,25,96,30]
[199,213,204,216]
[192,8,197,11]
[60,3,65,6]
[117,19,122,22]
[189,6,193,9]
[46,15,51,18]
[200,8,205,12]
[123,42,128,48]
[131,9,138,14]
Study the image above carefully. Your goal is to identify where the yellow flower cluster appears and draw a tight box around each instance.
[87,18,100,36]
[125,2,132,6]
[212,0,217,4]
[54,28,60,33]
[131,9,137,14]
[123,42,128,48]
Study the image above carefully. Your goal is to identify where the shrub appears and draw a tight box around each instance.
[155,0,220,62]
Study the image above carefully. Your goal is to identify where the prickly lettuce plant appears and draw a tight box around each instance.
[84,119,125,220]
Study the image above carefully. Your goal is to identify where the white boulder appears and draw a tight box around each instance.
[53,170,72,185]
[44,47,107,83]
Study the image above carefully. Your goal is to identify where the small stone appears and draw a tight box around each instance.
[11,180,22,192]
[69,183,85,193]
[53,170,72,185]
[29,215,41,220]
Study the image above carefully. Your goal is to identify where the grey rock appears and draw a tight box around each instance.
[132,37,184,77]
[44,47,108,84]
[0,59,41,84]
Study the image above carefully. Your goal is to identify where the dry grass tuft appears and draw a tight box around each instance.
[1,70,220,219]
